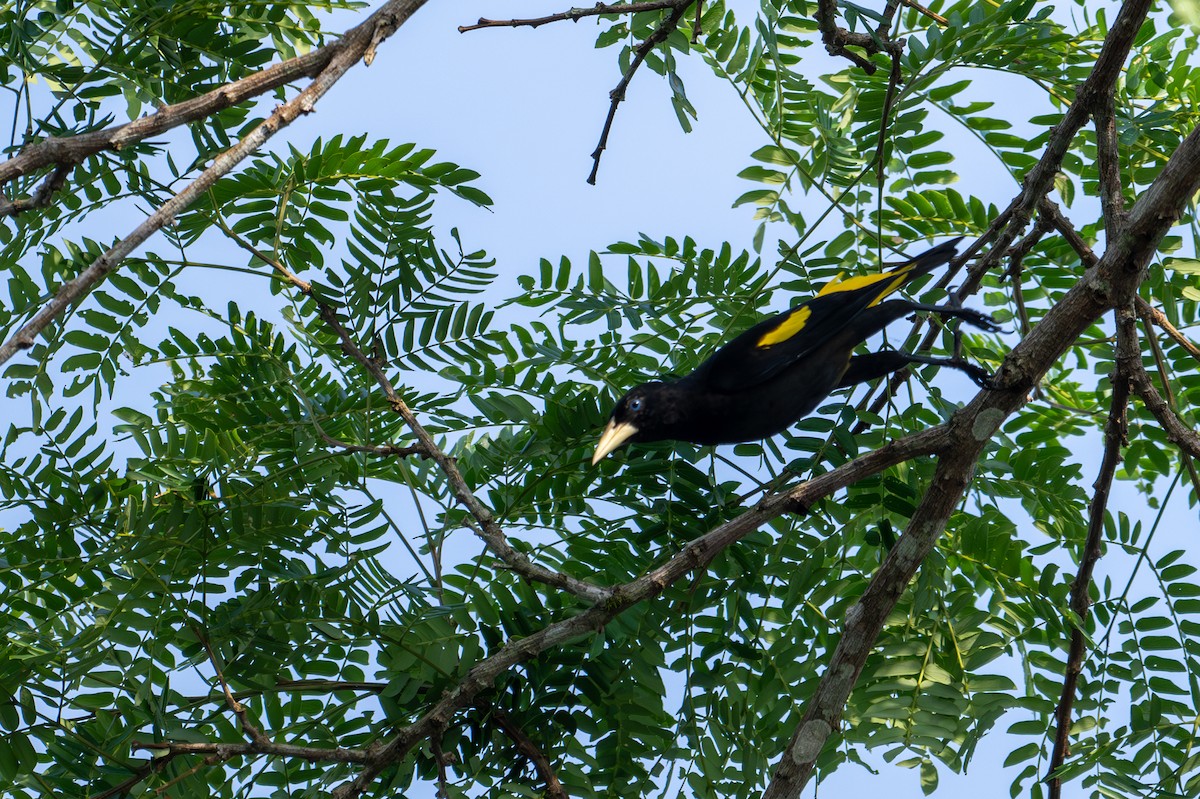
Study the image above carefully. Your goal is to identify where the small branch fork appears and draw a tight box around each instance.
[763,2,1198,792]
[586,0,695,184]
[461,0,696,184]
[816,0,903,74]
[1045,306,1134,798]
[0,0,430,367]
[855,0,1154,425]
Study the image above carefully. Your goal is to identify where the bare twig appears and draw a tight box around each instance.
[1043,199,1200,367]
[315,302,612,603]
[196,630,271,747]
[1136,308,1200,493]
[431,734,451,798]
[212,201,606,602]
[587,0,695,184]
[1005,215,1053,337]
[488,707,569,799]
[459,0,680,32]
[321,433,427,459]
[1046,306,1134,797]
[0,0,430,367]
[1138,300,1200,365]
[873,44,906,187]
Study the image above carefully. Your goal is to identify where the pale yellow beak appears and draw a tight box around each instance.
[591,420,638,465]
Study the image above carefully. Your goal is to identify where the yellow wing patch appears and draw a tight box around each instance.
[757,306,812,347]
[815,264,914,307]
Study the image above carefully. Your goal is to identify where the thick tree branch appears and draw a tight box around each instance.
[1046,307,1134,797]
[763,117,1200,799]
[0,1,420,205]
[458,1,680,32]
[131,738,368,763]
[329,425,948,798]
[0,0,428,367]
[857,0,1152,425]
[587,0,695,184]
[1094,94,1127,240]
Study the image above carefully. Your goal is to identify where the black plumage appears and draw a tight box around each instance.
[592,238,998,464]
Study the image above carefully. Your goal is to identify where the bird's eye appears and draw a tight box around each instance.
[628,398,643,412]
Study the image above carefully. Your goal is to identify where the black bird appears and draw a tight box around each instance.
[592,238,998,464]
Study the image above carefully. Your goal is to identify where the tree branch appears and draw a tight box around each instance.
[1046,306,1134,797]
[898,0,947,26]
[815,0,900,74]
[1041,200,1200,367]
[587,0,695,184]
[1093,91,1127,240]
[210,199,607,602]
[197,629,271,747]
[0,1,422,200]
[328,425,949,798]
[1128,360,1200,459]
[314,302,612,603]
[88,753,179,799]
[458,1,681,32]
[0,162,73,218]
[130,738,368,763]
[488,706,569,799]
[0,0,429,367]
[762,115,1200,799]
[856,0,1153,425]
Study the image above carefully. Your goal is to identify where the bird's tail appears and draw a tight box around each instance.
[815,236,964,307]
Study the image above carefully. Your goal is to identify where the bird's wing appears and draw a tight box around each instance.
[695,239,961,392]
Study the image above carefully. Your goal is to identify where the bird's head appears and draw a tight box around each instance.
[591,381,676,465]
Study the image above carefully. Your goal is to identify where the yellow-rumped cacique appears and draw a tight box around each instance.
[592,237,999,464]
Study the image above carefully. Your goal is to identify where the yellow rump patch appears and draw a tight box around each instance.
[757,306,813,347]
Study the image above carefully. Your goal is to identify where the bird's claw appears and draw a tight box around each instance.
[949,358,996,389]
[957,307,1003,333]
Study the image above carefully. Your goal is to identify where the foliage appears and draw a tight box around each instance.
[1,0,1200,798]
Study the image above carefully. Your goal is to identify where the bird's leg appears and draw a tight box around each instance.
[895,300,1002,332]
[839,350,994,389]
